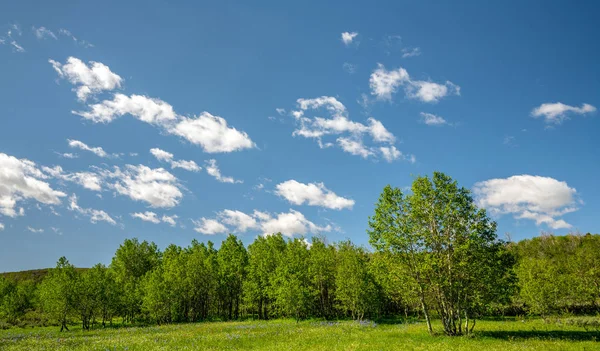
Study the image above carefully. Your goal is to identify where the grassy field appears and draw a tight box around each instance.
[1,318,599,350]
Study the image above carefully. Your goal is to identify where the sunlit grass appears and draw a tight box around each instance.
[1,318,598,350]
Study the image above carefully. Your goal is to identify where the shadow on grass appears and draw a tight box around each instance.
[479,330,600,342]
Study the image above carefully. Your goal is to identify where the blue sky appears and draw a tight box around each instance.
[1,0,599,272]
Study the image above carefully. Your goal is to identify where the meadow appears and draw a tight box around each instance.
[1,318,599,351]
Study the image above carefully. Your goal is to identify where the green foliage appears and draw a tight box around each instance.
[37,257,78,331]
[110,238,160,323]
[335,241,379,320]
[368,172,516,336]
[274,238,312,321]
[217,234,248,320]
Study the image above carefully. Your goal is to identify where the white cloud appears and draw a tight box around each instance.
[276,108,286,115]
[10,41,25,53]
[337,137,374,158]
[103,164,183,208]
[33,26,57,40]
[27,227,44,233]
[68,194,116,225]
[473,175,579,230]
[219,209,258,232]
[379,145,416,163]
[341,32,358,45]
[58,29,93,48]
[407,80,460,103]
[205,159,242,183]
[131,211,178,226]
[50,57,122,101]
[0,223,4,231]
[150,148,201,172]
[370,63,460,103]
[369,64,410,101]
[290,96,408,160]
[531,102,596,125]
[131,211,160,224]
[402,47,421,58]
[74,94,177,124]
[193,218,228,235]
[275,180,354,210]
[193,208,332,237]
[169,112,255,153]
[0,153,66,217]
[58,152,78,159]
[42,165,102,191]
[260,209,331,237]
[419,112,448,126]
[161,214,178,226]
[67,139,112,158]
[297,96,347,116]
[367,117,396,143]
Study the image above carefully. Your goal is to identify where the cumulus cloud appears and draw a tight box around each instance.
[205,159,242,183]
[150,148,201,172]
[0,153,66,217]
[58,152,78,159]
[195,209,331,237]
[379,145,415,163]
[337,137,374,158]
[161,214,178,226]
[131,211,160,224]
[473,175,579,230]
[290,96,411,161]
[67,139,113,158]
[68,194,116,225]
[370,63,460,103]
[55,57,255,154]
[260,209,332,237]
[531,102,596,125]
[33,26,57,40]
[131,211,178,226]
[42,165,102,191]
[102,164,183,208]
[419,112,448,126]
[219,209,258,232]
[27,227,44,233]
[50,57,122,101]
[341,32,358,45]
[169,113,256,153]
[193,218,228,235]
[275,180,354,210]
[0,223,4,231]
[73,94,177,124]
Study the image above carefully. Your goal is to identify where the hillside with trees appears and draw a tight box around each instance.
[1,173,598,337]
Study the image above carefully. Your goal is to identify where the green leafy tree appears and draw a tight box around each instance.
[38,257,78,331]
[335,241,378,320]
[110,238,161,323]
[369,172,515,335]
[274,238,313,321]
[217,234,248,320]
[244,234,286,319]
[308,237,337,319]
[185,240,218,321]
[0,277,35,324]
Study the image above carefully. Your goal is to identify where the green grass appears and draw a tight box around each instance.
[1,318,599,350]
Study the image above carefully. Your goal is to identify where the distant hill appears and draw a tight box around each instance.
[1,268,88,284]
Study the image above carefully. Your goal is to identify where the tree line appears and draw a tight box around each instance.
[0,172,598,336]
